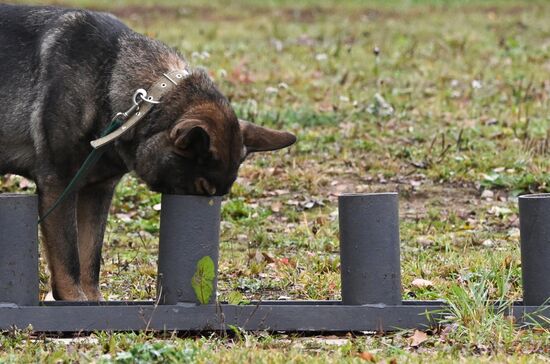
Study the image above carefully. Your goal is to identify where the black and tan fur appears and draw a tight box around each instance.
[0,4,296,301]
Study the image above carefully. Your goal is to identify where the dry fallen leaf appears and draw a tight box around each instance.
[248,250,264,263]
[270,201,282,213]
[358,351,376,362]
[503,255,514,269]
[18,177,33,189]
[409,330,428,347]
[411,278,434,288]
[261,252,275,263]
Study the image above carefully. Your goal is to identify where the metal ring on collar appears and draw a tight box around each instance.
[139,93,161,104]
[132,89,148,105]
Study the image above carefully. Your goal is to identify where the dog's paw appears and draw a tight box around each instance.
[44,291,55,301]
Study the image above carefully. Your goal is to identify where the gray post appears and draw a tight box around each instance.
[157,195,221,305]
[519,193,550,306]
[339,192,402,305]
[0,194,38,306]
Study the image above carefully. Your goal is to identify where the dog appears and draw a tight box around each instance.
[0,4,296,301]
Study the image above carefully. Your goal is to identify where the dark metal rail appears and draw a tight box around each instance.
[0,301,547,332]
[0,192,548,333]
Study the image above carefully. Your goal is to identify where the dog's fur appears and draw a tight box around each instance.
[0,4,296,300]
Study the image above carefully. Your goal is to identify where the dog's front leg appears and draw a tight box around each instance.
[38,182,87,301]
[77,178,120,301]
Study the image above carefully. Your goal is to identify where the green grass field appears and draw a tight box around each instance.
[1,0,550,362]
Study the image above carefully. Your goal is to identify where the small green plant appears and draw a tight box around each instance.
[106,342,198,364]
[442,267,517,351]
[481,172,550,195]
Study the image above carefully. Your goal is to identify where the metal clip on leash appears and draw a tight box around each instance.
[90,89,161,150]
[113,88,160,126]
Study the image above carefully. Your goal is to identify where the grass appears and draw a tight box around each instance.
[1,0,550,362]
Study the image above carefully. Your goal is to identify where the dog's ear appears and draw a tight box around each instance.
[239,119,296,156]
[170,120,211,159]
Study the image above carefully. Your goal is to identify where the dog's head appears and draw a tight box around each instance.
[130,71,296,196]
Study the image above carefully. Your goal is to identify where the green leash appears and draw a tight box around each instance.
[37,117,123,224]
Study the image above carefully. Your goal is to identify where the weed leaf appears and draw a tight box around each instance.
[191,255,215,304]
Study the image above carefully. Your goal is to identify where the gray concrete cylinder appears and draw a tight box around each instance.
[157,195,221,305]
[339,192,402,305]
[0,194,39,306]
[519,193,550,306]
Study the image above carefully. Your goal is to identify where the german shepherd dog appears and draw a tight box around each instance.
[0,4,296,300]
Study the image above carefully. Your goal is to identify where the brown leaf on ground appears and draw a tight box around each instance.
[358,351,376,362]
[261,252,275,263]
[248,250,264,263]
[409,330,428,347]
[411,278,434,288]
[270,201,282,212]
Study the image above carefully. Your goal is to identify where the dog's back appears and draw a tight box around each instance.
[0,5,129,177]
[0,5,58,172]
[0,4,127,77]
